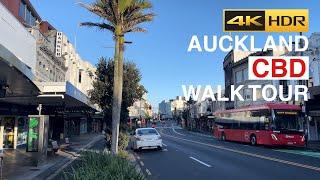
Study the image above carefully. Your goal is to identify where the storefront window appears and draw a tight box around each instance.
[17,117,28,146]
[3,117,15,148]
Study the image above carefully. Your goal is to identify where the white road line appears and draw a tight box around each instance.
[172,125,186,136]
[162,143,168,147]
[161,133,320,172]
[162,149,168,152]
[140,161,144,166]
[190,157,212,167]
[146,169,152,176]
[136,156,140,160]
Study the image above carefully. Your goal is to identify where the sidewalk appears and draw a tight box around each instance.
[307,141,320,151]
[2,133,104,180]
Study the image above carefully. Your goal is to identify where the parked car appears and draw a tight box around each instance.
[130,128,162,151]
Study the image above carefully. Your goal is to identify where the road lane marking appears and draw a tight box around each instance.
[190,157,212,167]
[136,156,140,160]
[172,125,186,136]
[162,143,168,147]
[161,133,320,172]
[162,149,168,152]
[189,131,213,138]
[274,149,320,159]
[140,161,144,166]
[146,169,152,176]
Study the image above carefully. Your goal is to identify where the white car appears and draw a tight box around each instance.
[131,128,162,151]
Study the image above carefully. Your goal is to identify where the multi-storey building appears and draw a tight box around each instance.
[171,96,186,118]
[0,0,99,151]
[0,0,38,149]
[223,34,320,146]
[57,32,95,96]
[305,33,320,144]
[158,100,172,119]
[224,48,289,109]
[31,25,67,82]
[129,94,153,119]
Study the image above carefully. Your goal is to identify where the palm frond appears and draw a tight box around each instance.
[80,22,115,32]
[80,0,155,36]
[119,0,134,13]
[79,1,116,24]
[124,13,154,31]
[125,27,147,33]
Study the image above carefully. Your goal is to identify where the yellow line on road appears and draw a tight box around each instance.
[161,132,320,172]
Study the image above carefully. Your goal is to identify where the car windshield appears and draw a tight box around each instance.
[137,129,158,136]
[273,111,302,132]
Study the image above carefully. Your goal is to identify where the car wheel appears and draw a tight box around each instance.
[157,146,163,151]
[250,135,257,146]
[221,133,226,141]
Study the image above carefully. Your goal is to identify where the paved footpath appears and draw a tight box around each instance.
[2,133,103,180]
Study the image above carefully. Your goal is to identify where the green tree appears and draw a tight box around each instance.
[80,0,154,154]
[89,57,146,125]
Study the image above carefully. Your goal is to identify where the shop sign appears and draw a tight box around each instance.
[55,32,63,57]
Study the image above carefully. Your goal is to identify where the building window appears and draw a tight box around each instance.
[79,70,82,83]
[243,68,248,81]
[280,80,288,95]
[18,1,36,26]
[18,1,26,20]
[235,70,242,84]
[298,80,307,86]
[26,10,31,24]
[244,88,251,100]
[30,14,36,26]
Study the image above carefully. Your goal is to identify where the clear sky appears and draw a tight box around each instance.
[30,0,319,108]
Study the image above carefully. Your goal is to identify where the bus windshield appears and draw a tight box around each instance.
[273,111,302,133]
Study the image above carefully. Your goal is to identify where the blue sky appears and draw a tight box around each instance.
[30,0,319,108]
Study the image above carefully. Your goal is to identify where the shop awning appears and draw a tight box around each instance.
[0,45,39,99]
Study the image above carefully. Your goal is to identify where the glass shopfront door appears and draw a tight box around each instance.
[3,117,15,148]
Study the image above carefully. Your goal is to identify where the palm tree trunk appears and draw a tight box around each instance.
[111,34,124,155]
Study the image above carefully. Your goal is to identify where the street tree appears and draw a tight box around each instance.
[89,57,146,127]
[80,0,154,154]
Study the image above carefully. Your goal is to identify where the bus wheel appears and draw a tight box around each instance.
[221,133,226,141]
[250,135,257,146]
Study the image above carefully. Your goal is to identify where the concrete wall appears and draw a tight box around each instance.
[0,2,36,71]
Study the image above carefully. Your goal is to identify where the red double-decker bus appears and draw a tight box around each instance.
[213,103,305,147]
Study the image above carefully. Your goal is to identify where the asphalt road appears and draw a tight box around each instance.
[133,122,320,180]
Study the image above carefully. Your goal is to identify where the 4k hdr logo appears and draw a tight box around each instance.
[223,9,309,32]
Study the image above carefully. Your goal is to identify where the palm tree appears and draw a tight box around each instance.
[80,0,154,154]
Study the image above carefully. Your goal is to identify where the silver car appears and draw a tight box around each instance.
[131,128,162,151]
